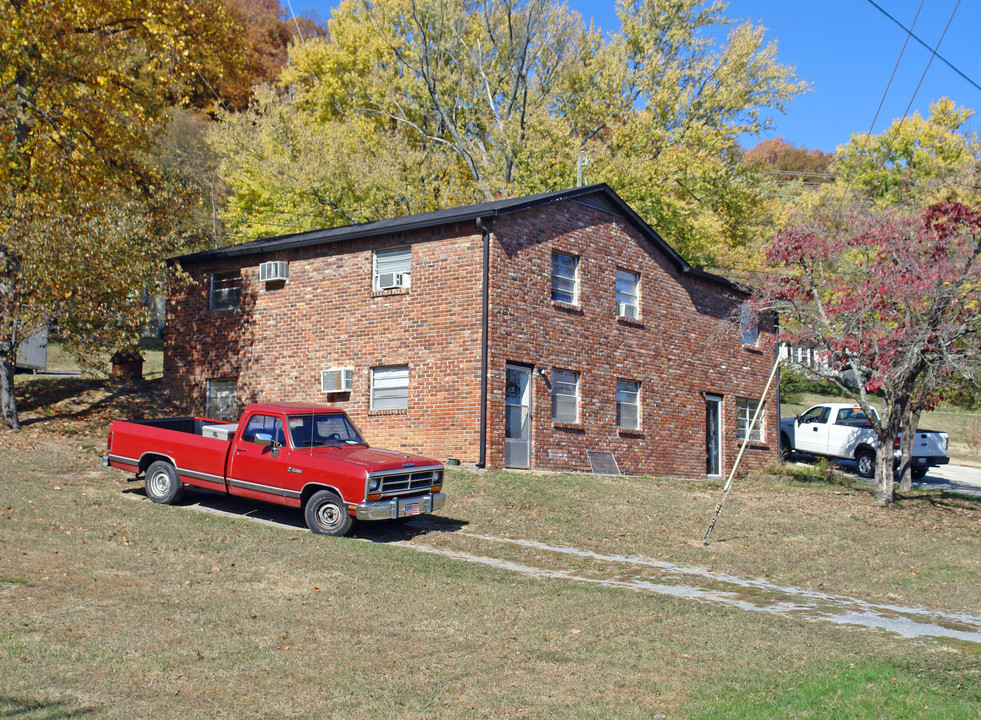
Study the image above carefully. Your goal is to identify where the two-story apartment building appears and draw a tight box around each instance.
[165,184,777,478]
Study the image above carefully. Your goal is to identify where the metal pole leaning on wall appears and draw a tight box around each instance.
[702,346,783,545]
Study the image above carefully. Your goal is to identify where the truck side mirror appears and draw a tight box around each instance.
[254,432,282,457]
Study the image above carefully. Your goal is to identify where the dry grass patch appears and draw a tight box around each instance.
[440,466,980,614]
[2,378,979,718]
[1,431,978,719]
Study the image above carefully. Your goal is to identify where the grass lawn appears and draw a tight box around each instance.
[1,377,979,718]
[22,339,164,379]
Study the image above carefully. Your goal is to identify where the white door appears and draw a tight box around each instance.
[795,405,832,454]
[505,365,532,469]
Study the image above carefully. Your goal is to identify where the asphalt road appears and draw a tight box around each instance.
[915,463,981,498]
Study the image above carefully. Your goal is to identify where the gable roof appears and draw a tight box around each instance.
[173,184,739,290]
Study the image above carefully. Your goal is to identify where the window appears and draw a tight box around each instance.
[210,271,241,311]
[206,378,238,420]
[736,397,764,442]
[286,413,364,447]
[241,414,285,445]
[551,369,579,423]
[371,365,409,410]
[740,304,759,346]
[373,246,411,291]
[551,251,579,305]
[616,269,640,319]
[799,405,831,424]
[617,380,640,430]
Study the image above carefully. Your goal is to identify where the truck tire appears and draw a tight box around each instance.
[305,490,353,536]
[855,449,875,479]
[145,460,184,504]
[911,466,928,481]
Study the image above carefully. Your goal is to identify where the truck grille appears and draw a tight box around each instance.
[369,466,443,497]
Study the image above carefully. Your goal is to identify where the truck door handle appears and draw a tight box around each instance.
[235,447,247,453]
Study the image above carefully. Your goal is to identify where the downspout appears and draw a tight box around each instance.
[476,217,490,468]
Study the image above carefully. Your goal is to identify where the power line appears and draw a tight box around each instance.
[899,0,962,121]
[865,0,981,94]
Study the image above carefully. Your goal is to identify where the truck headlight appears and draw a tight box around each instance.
[367,477,381,493]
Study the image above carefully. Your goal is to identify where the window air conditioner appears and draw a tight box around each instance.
[259,261,289,283]
[377,272,408,290]
[322,368,354,393]
[618,302,637,319]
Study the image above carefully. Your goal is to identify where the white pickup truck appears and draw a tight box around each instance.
[779,403,949,480]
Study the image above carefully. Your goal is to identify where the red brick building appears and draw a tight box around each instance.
[165,184,778,478]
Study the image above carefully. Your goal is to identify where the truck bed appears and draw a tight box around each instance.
[106,417,236,490]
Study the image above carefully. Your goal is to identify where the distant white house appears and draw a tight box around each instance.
[16,326,48,372]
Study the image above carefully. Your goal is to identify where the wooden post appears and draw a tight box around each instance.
[702,346,782,545]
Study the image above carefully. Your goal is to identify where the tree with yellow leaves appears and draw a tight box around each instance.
[211,0,806,270]
[0,0,245,428]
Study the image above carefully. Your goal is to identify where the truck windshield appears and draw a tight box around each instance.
[287,414,365,448]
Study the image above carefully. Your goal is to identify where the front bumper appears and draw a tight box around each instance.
[353,492,446,521]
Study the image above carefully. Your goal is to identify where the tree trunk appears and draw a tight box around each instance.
[872,448,894,504]
[897,406,923,493]
[0,353,20,430]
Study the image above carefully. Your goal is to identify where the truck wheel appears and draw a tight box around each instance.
[855,449,875,479]
[145,460,184,504]
[305,490,353,536]
[911,466,928,481]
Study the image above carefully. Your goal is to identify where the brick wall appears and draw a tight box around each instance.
[166,225,485,462]
[482,200,778,478]
[166,196,778,477]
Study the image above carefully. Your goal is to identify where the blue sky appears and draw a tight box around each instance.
[287,0,981,153]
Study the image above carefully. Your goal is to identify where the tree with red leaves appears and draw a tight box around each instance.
[758,201,981,504]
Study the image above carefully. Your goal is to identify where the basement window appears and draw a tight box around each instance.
[206,378,238,420]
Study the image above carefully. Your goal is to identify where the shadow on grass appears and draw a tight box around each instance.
[0,695,98,719]
[17,376,183,431]
[122,483,467,542]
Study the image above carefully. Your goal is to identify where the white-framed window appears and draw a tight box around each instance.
[736,397,764,442]
[616,380,640,430]
[551,251,579,305]
[740,304,759,346]
[373,246,411,291]
[551,369,579,422]
[616,269,640,319]
[209,270,241,311]
[206,377,238,420]
[371,365,409,410]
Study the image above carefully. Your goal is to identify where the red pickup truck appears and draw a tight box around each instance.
[103,402,445,536]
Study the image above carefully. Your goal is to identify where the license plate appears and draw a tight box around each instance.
[404,502,421,516]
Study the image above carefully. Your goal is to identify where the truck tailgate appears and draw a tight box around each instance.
[909,431,948,458]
